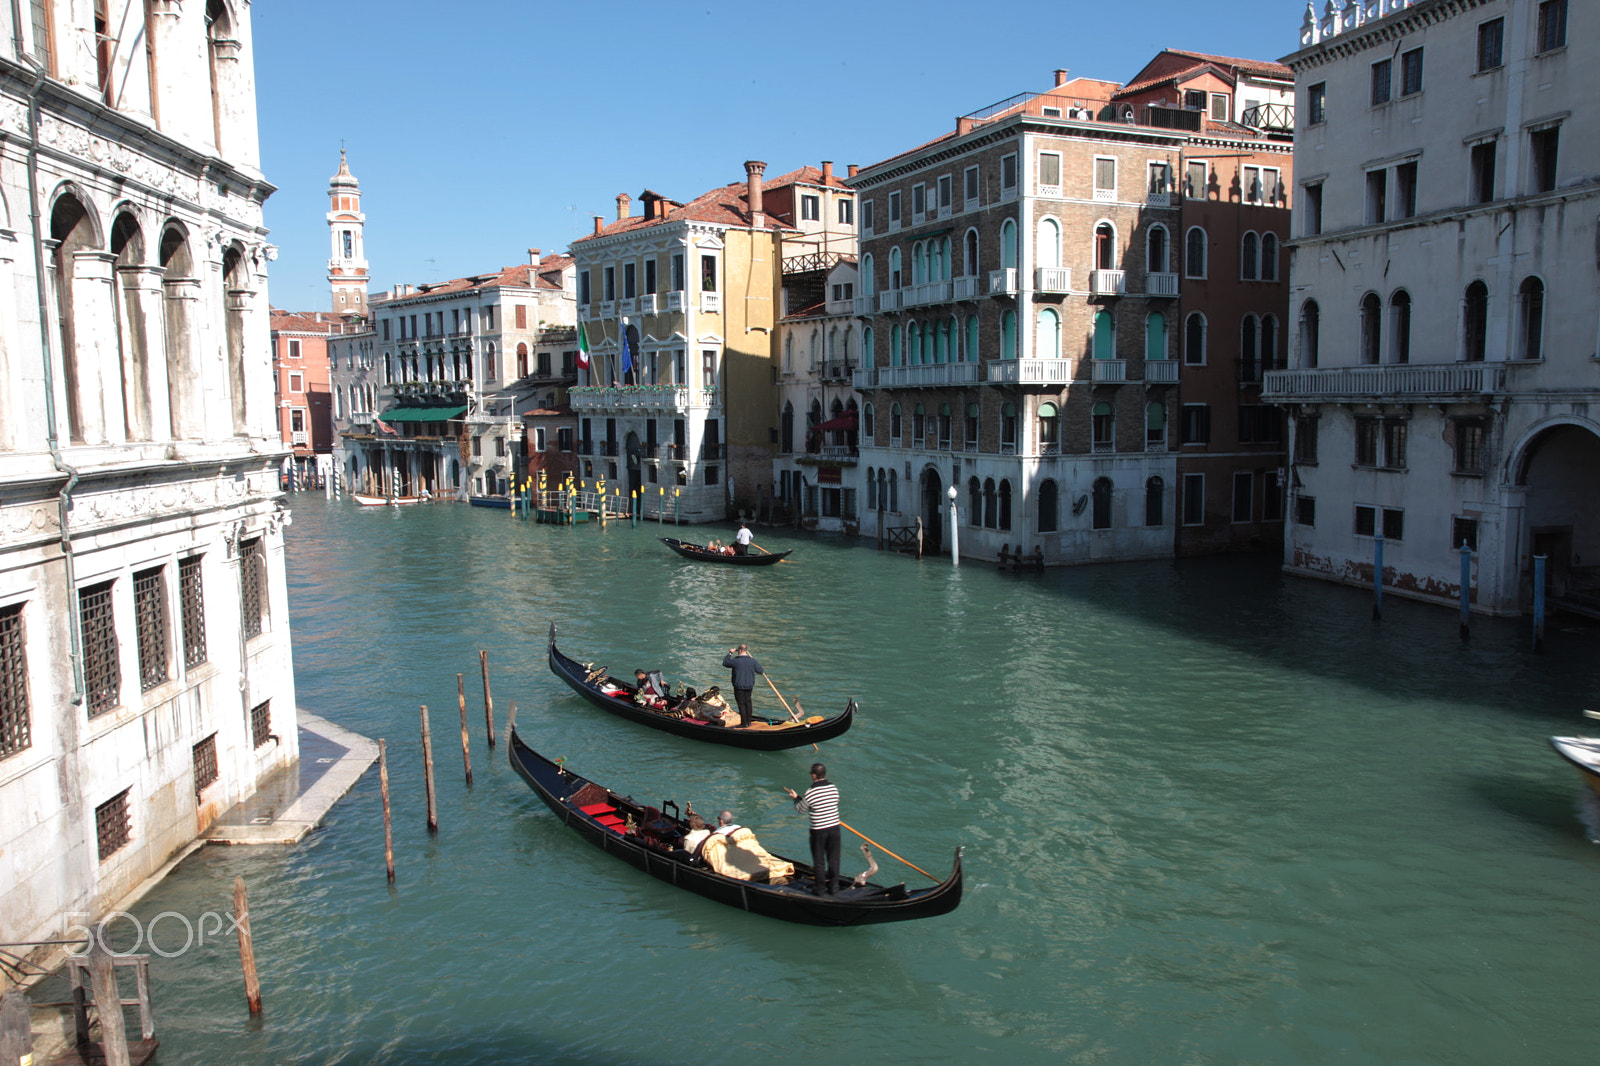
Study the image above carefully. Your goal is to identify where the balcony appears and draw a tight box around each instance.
[569,384,695,412]
[952,275,982,300]
[600,441,619,457]
[987,358,1073,386]
[349,411,374,424]
[639,294,657,313]
[1262,362,1507,402]
[854,363,982,390]
[1090,359,1126,383]
[1145,272,1179,297]
[820,360,854,381]
[665,291,685,312]
[1089,270,1126,296]
[904,280,952,308]
[1241,101,1295,133]
[701,442,726,460]
[988,268,1019,296]
[700,292,721,313]
[576,439,595,455]
[877,289,904,313]
[854,294,875,316]
[1093,187,1117,203]
[291,430,310,446]
[1035,267,1072,294]
[616,297,637,315]
[1145,360,1179,383]
[1146,190,1172,208]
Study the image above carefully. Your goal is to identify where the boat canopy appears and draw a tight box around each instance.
[378,405,468,423]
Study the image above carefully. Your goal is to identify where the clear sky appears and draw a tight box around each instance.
[256,0,1307,313]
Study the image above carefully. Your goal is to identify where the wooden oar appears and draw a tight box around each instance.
[839,822,935,882]
[763,675,819,752]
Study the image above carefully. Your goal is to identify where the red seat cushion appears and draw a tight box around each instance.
[579,803,615,816]
[595,815,625,828]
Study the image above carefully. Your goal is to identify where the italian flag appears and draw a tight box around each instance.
[576,322,591,372]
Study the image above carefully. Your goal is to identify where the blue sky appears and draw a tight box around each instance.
[256,0,1306,312]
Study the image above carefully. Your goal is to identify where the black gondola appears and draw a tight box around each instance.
[659,537,792,565]
[547,623,854,750]
[509,727,964,926]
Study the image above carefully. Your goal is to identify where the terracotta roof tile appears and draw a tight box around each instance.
[574,168,825,245]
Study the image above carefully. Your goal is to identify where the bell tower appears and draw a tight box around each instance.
[327,149,369,317]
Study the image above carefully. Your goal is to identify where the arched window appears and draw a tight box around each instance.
[206,0,237,155]
[1038,217,1061,269]
[889,468,898,511]
[1463,281,1488,361]
[1092,476,1113,530]
[1240,314,1259,381]
[1001,402,1017,452]
[1300,300,1320,368]
[1146,312,1167,361]
[965,315,979,363]
[862,326,874,369]
[1261,314,1279,371]
[784,334,793,370]
[1092,402,1114,451]
[861,253,874,296]
[827,326,838,358]
[1000,220,1018,269]
[1038,479,1059,533]
[1094,222,1116,270]
[781,402,794,452]
[906,322,919,365]
[1241,231,1259,280]
[866,467,876,510]
[934,237,950,280]
[1002,310,1017,360]
[1260,232,1278,281]
[913,402,925,443]
[1146,401,1166,449]
[982,478,997,528]
[1184,312,1207,365]
[1359,292,1382,365]
[938,318,953,363]
[965,401,979,448]
[1038,308,1061,360]
[1145,476,1164,527]
[1388,292,1410,365]
[889,247,903,289]
[1093,311,1115,360]
[110,212,151,442]
[877,468,888,510]
[1518,276,1545,360]
[1038,401,1059,454]
[912,241,926,286]
[998,480,1013,531]
[809,329,819,368]
[968,477,981,525]
[891,324,902,366]
[938,402,952,448]
[964,229,980,276]
[890,402,902,441]
[516,342,529,378]
[1147,225,1169,274]
[863,402,875,438]
[1185,227,1207,278]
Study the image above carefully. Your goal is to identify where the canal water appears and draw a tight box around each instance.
[117,495,1600,1064]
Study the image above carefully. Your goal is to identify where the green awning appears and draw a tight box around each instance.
[379,405,467,423]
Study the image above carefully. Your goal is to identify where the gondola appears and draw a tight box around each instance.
[508,726,964,926]
[547,623,853,750]
[659,537,791,565]
[1550,736,1600,799]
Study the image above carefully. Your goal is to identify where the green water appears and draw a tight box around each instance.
[120,495,1600,1064]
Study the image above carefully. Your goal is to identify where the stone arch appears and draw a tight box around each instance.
[159,221,202,438]
[50,190,105,443]
[1508,418,1600,603]
[920,465,943,551]
[110,210,160,441]
[222,240,250,434]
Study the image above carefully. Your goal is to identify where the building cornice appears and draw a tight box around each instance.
[1282,0,1492,72]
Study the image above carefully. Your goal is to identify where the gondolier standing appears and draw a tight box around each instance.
[734,522,753,556]
[722,644,763,726]
[785,763,841,896]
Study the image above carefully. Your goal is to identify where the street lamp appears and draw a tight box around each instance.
[947,484,960,567]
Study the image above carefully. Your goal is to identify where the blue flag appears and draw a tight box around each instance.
[619,319,633,378]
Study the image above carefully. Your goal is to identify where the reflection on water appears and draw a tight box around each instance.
[123,495,1600,1064]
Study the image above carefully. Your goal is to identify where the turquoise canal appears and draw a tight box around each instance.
[122,496,1600,1063]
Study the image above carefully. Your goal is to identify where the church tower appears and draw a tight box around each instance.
[327,149,369,317]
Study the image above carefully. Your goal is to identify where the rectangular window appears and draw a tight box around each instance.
[239,537,265,640]
[1371,59,1392,105]
[1149,162,1171,197]
[1453,516,1479,551]
[537,350,551,376]
[1400,48,1423,96]
[861,198,874,230]
[1263,471,1284,522]
[1180,404,1211,445]
[838,198,853,225]
[702,350,717,390]
[1093,157,1116,198]
[79,580,119,717]
[558,427,573,452]
[622,265,635,300]
[1355,504,1376,537]
[1182,473,1205,525]
[888,190,902,224]
[288,373,303,394]
[603,267,615,302]
[1295,495,1316,526]
[1537,0,1567,53]
[579,271,591,304]
[801,194,820,221]
[513,303,527,329]
[700,255,716,292]
[964,166,979,205]
[1366,168,1387,224]
[1355,417,1380,466]
[193,733,218,798]
[705,465,719,487]
[1530,126,1559,193]
[911,183,926,219]
[937,174,952,210]
[671,253,684,291]
[1383,508,1404,540]
[1454,420,1486,474]
[1186,161,1208,199]
[250,699,271,749]
[1238,406,1283,444]
[1478,18,1504,71]
[485,306,495,330]
[1308,82,1326,125]
[644,259,657,294]
[1294,417,1319,464]
[287,339,301,360]
[179,556,206,668]
[1038,152,1061,189]
[1470,140,1496,203]
[0,603,30,758]
[1395,161,1419,218]
[1001,154,1017,192]
[1305,182,1324,235]
[133,566,168,692]
[1210,93,1229,121]
[1232,472,1253,523]
[96,790,132,861]
[1383,420,1407,468]
[381,319,391,341]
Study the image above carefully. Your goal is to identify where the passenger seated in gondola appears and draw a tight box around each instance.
[700,810,794,884]
[681,812,711,856]
[632,669,669,710]
[680,686,738,727]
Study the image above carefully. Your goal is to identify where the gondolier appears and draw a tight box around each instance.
[722,644,763,727]
[785,763,841,897]
[735,523,753,556]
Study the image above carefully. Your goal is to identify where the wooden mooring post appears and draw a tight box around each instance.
[420,705,438,833]
[456,673,473,787]
[1372,533,1384,620]
[480,650,496,748]
[379,739,395,883]
[1533,553,1547,653]
[1459,542,1473,641]
[85,936,131,1065]
[232,878,262,1016]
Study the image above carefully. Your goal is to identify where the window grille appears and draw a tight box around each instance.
[96,789,132,861]
[134,566,169,691]
[250,700,271,748]
[240,537,265,640]
[79,580,120,717]
[193,733,219,797]
[0,604,30,758]
[180,556,207,668]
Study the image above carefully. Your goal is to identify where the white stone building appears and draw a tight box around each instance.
[0,0,296,942]
[1268,0,1597,614]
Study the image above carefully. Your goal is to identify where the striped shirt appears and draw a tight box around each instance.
[795,780,840,830]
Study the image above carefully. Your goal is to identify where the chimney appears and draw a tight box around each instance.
[1054,68,1069,87]
[847,164,859,178]
[956,115,974,135]
[616,193,632,221]
[744,160,767,227]
[593,215,604,235]
[821,160,834,184]
[528,247,540,266]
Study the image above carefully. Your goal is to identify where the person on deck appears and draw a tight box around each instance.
[682,812,711,856]
[784,763,841,897]
[699,810,795,883]
[632,669,667,709]
[722,644,764,727]
[734,523,753,556]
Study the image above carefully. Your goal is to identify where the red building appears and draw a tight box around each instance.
[269,309,350,487]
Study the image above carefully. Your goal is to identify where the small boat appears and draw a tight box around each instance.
[508,727,964,926]
[660,537,791,565]
[351,492,388,507]
[1550,736,1600,798]
[389,494,426,506]
[470,495,512,509]
[547,623,853,749]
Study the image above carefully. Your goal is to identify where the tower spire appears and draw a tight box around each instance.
[327,149,368,317]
